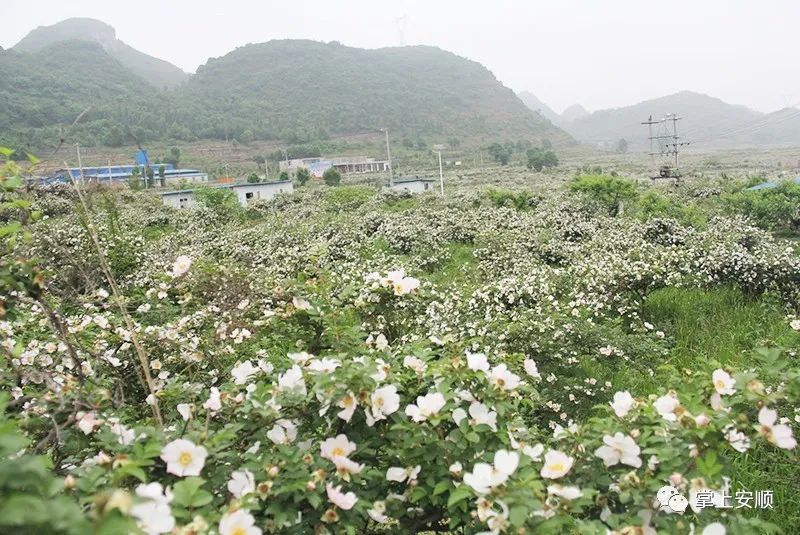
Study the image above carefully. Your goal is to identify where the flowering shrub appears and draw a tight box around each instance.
[2,174,799,534]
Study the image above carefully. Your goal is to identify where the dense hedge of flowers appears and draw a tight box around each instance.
[2,183,799,534]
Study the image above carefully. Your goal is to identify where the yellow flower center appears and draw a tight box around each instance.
[332,447,344,457]
[178,452,193,466]
[375,397,385,407]
[548,462,564,473]
[231,528,247,535]
[715,380,725,389]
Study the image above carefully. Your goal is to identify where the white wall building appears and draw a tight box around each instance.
[160,180,294,209]
[385,177,436,194]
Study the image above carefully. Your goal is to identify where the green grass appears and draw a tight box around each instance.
[642,287,799,528]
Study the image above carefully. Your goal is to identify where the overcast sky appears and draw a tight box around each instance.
[4,0,799,114]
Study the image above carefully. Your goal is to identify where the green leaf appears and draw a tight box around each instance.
[509,505,529,526]
[172,477,211,508]
[433,480,450,496]
[447,486,472,508]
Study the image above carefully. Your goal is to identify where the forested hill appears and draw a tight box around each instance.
[2,28,572,151]
[171,40,570,145]
[0,41,162,146]
[14,18,188,89]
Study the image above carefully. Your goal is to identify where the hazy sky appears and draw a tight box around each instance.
[4,0,799,113]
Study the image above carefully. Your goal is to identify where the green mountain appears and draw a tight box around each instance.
[14,18,188,89]
[0,40,161,147]
[3,25,572,150]
[172,40,571,145]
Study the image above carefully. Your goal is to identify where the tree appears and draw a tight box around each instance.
[128,167,142,191]
[569,174,638,215]
[296,167,311,186]
[541,138,553,150]
[279,170,290,181]
[169,147,181,168]
[487,142,512,165]
[145,166,155,188]
[526,148,559,171]
[239,129,255,144]
[247,172,261,183]
[323,167,342,186]
[616,138,629,154]
[158,164,166,187]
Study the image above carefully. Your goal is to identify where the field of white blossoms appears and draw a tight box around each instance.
[2,159,799,534]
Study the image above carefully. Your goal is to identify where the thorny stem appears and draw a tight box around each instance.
[65,163,163,427]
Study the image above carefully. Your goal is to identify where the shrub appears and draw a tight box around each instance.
[570,174,638,215]
[323,167,342,186]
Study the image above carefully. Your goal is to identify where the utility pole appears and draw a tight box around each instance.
[264,156,269,181]
[642,113,690,184]
[383,128,394,186]
[75,143,85,185]
[433,144,445,195]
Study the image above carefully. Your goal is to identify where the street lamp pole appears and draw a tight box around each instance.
[437,150,444,195]
[383,128,394,186]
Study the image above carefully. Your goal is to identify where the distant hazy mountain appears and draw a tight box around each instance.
[560,104,590,123]
[14,18,188,89]
[562,91,770,149]
[517,91,560,123]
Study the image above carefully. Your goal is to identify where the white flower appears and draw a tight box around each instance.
[228,469,255,498]
[177,403,193,421]
[374,334,389,351]
[109,420,136,445]
[135,482,172,505]
[540,450,574,479]
[292,296,312,310]
[367,501,389,523]
[336,392,357,422]
[289,352,314,365]
[791,319,800,331]
[547,484,583,500]
[76,411,102,435]
[171,255,192,278]
[468,402,498,431]
[131,500,175,535]
[307,358,341,373]
[610,391,635,418]
[326,483,358,510]
[232,360,259,385]
[463,450,519,494]
[758,406,797,449]
[712,369,736,395]
[488,364,520,391]
[333,456,364,479]
[370,385,400,421]
[654,394,680,422]
[203,387,222,412]
[393,276,420,296]
[403,355,427,374]
[523,358,541,379]
[702,522,727,535]
[219,509,261,535]
[522,443,544,461]
[160,439,208,477]
[466,352,490,373]
[320,434,357,460]
[594,432,642,468]
[405,392,446,422]
[278,365,306,396]
[266,419,297,445]
[449,461,463,476]
[725,428,751,453]
[386,465,421,483]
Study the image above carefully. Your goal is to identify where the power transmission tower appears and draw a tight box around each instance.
[642,113,690,184]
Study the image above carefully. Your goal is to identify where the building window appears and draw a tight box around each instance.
[245,192,254,200]
[179,197,189,208]
[424,183,429,190]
